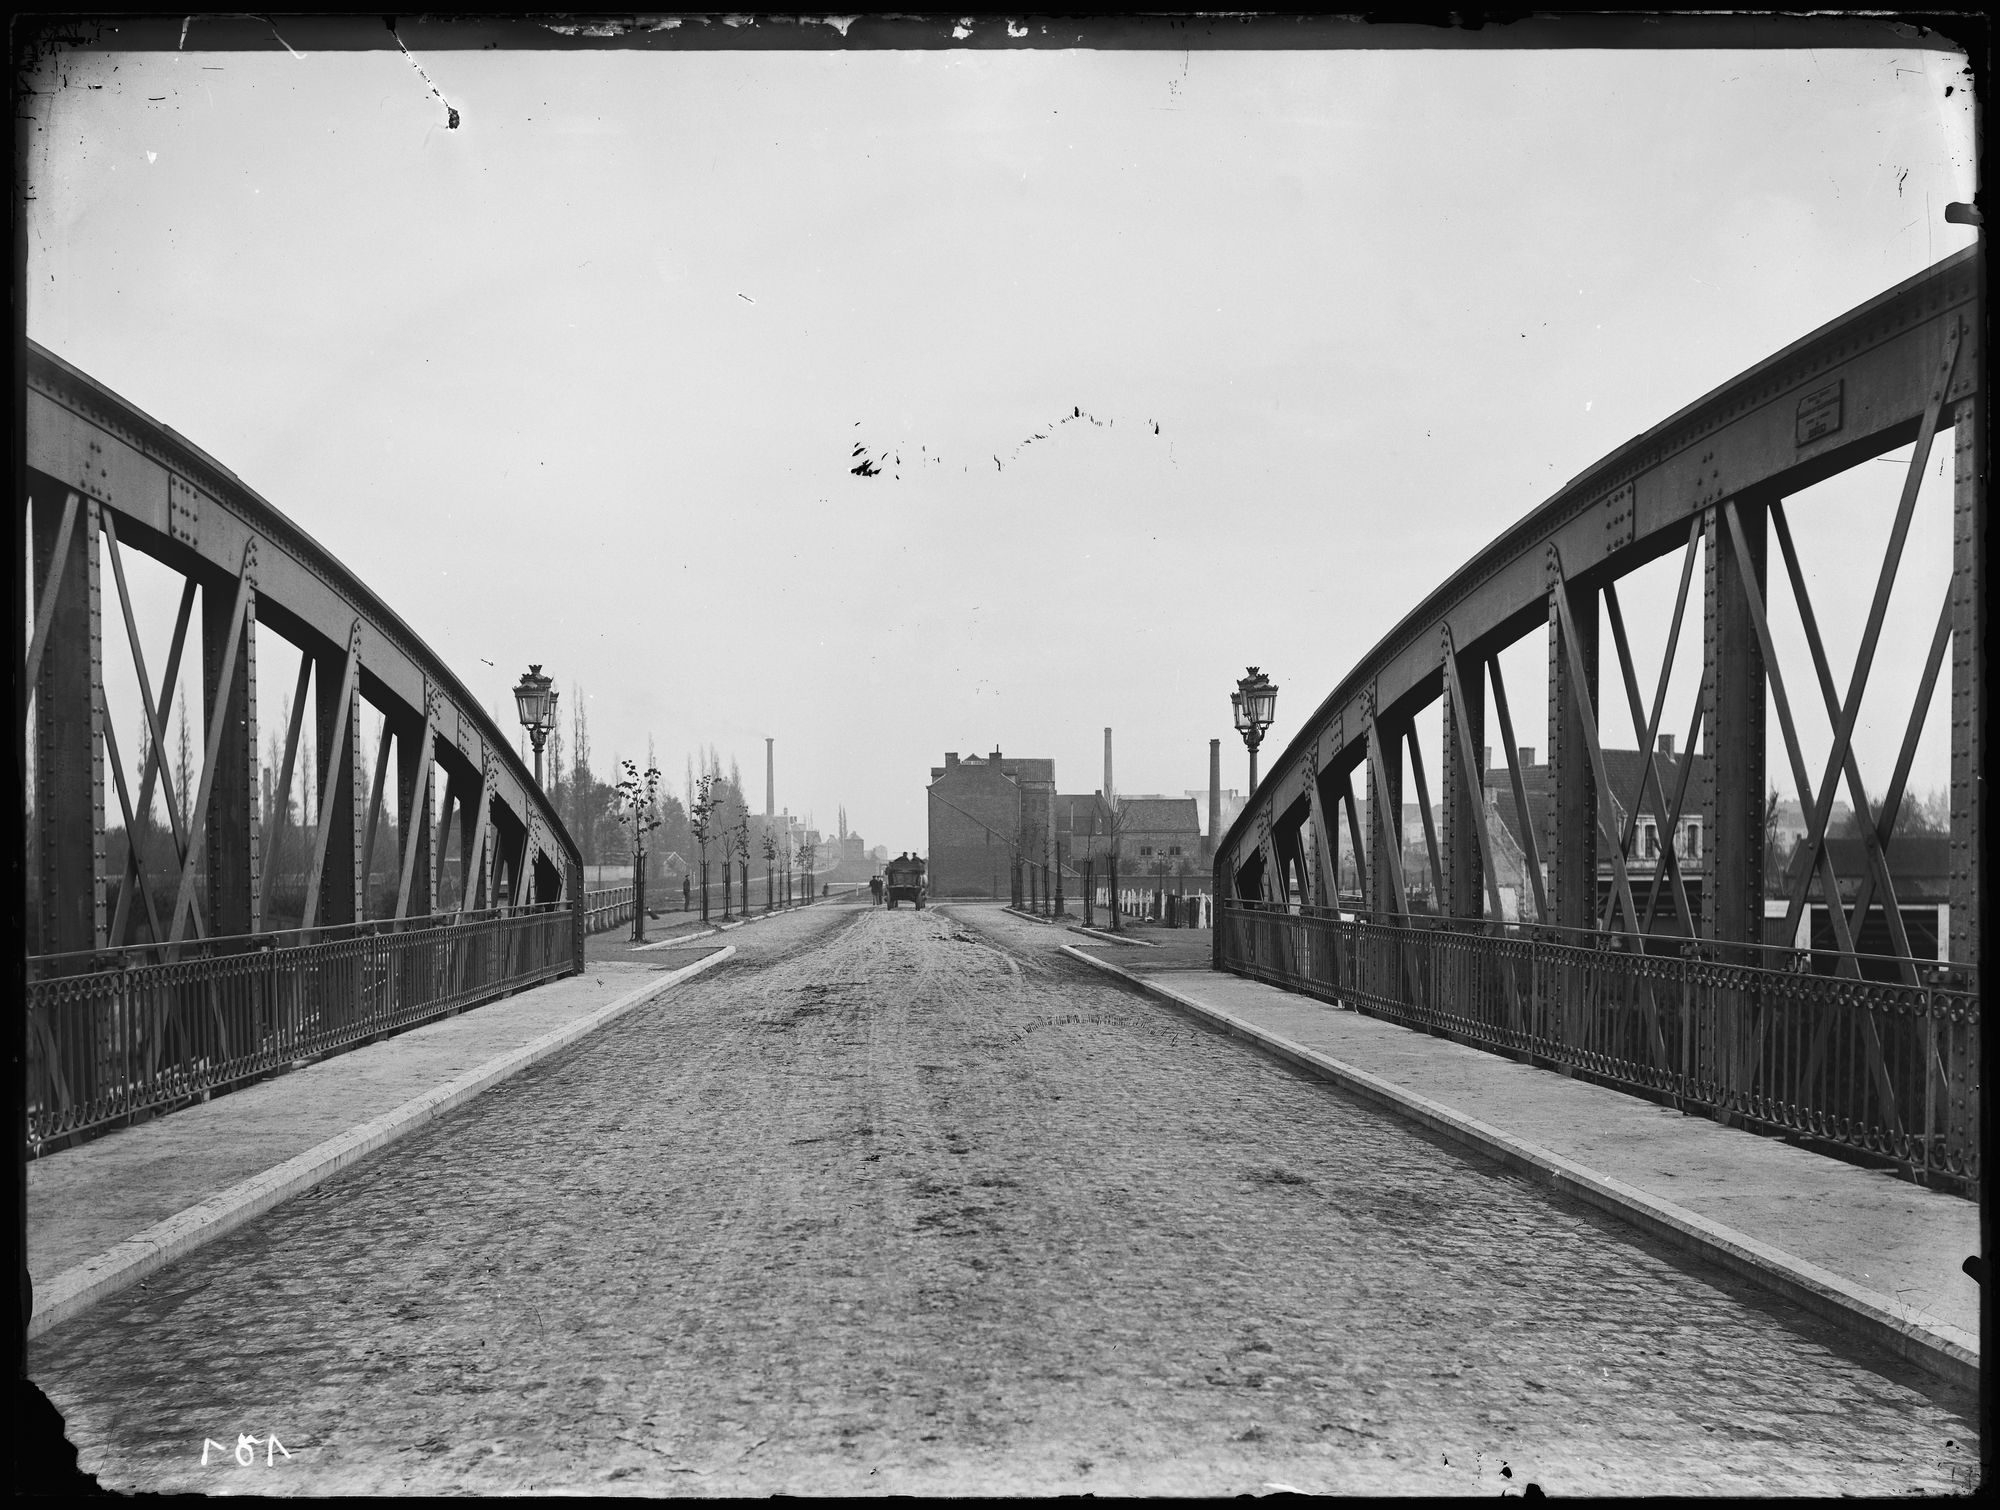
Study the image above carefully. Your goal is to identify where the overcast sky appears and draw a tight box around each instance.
[25,25,1976,855]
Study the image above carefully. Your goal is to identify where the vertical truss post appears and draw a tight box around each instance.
[1307,758,1351,992]
[1946,392,1981,1173]
[1440,635,1486,924]
[1703,500,1767,1113]
[1948,394,1982,974]
[1546,552,1600,937]
[1364,696,1405,923]
[464,752,494,912]
[394,691,435,920]
[432,767,460,911]
[202,546,261,942]
[31,492,105,956]
[310,624,363,933]
[1704,501,1767,958]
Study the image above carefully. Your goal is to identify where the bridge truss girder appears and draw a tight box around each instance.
[1219,248,1980,967]
[1212,250,1981,1184]
[22,343,583,963]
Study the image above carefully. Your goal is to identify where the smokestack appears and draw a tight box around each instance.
[1104,727,1114,804]
[765,738,774,823]
[1208,738,1221,853]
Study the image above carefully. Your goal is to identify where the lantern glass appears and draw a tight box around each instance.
[1247,677,1277,728]
[1231,690,1249,733]
[513,665,555,732]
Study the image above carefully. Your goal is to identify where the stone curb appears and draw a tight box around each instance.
[1002,907,1065,927]
[1067,925,1156,948]
[633,927,720,949]
[29,947,737,1342]
[1061,945,1978,1394]
[629,901,825,949]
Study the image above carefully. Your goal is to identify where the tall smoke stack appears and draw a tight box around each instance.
[1208,738,1221,856]
[765,738,774,824]
[1104,727,1114,805]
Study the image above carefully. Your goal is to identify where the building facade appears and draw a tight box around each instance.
[926,749,1056,898]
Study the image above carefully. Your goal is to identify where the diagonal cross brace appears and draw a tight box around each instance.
[1599,546,1700,938]
[167,544,258,948]
[1441,630,1511,930]
[1722,500,1902,1137]
[22,491,80,713]
[1404,726,1448,917]
[395,691,438,920]
[1486,655,1549,922]
[1548,551,1645,944]
[1779,319,1962,957]
[1770,500,1918,976]
[256,656,316,927]
[105,533,201,946]
[300,624,363,932]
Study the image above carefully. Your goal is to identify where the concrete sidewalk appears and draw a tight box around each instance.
[28,946,732,1339]
[1064,944,1981,1392]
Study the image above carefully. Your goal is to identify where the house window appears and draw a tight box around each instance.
[1168,845,1182,857]
[1683,820,1702,861]
[1642,823,1658,860]
[1139,846,1154,857]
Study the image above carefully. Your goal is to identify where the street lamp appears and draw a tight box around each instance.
[1233,665,1277,792]
[513,665,558,787]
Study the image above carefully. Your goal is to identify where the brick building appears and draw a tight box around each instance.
[926,749,1056,898]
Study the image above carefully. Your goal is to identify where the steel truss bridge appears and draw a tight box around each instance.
[22,344,585,1154]
[1212,249,1982,1192]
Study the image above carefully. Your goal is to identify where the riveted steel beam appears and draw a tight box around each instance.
[1547,551,1603,935]
[1948,393,1982,973]
[24,345,583,955]
[1215,250,1978,885]
[29,491,104,956]
[1704,502,1766,955]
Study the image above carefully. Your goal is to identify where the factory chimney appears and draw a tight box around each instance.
[765,738,775,824]
[1104,727,1115,806]
[1208,738,1221,858]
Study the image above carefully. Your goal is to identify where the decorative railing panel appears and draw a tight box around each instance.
[1212,250,1981,1195]
[26,906,574,1152]
[1220,901,1978,1190]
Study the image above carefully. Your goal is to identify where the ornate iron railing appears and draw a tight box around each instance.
[1218,900,1979,1192]
[25,904,574,1153]
[583,884,636,936]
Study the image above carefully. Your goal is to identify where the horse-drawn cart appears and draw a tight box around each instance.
[884,854,926,909]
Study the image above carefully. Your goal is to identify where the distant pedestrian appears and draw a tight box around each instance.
[682,875,691,913]
[870,876,883,907]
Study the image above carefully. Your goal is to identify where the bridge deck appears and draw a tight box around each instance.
[26,952,726,1333]
[1069,939,1977,1376]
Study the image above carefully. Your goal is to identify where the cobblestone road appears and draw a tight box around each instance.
[30,901,1979,1496]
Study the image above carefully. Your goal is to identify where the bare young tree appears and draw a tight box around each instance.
[689,768,719,923]
[733,810,751,919]
[613,757,662,941]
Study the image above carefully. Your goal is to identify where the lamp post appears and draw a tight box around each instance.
[513,665,558,787]
[1233,665,1278,793]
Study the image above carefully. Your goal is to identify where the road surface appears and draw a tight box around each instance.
[29,901,1978,1495]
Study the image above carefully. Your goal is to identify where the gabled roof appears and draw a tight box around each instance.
[1055,793,1111,838]
[1115,796,1200,834]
